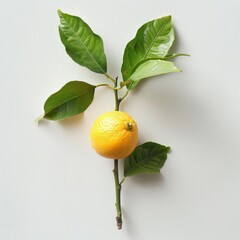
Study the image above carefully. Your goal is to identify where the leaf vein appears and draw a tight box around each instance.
[60,14,105,73]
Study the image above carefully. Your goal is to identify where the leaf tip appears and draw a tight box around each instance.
[35,114,44,124]
[165,15,172,21]
[57,9,64,17]
[166,146,171,153]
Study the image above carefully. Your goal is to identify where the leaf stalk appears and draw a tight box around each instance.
[120,176,126,185]
[119,89,130,103]
[96,83,114,90]
[105,73,116,83]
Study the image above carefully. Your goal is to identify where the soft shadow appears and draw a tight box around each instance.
[169,28,180,54]
[35,113,84,129]
[58,113,84,128]
[121,207,134,234]
[122,173,165,236]
[130,173,165,187]
[35,117,50,127]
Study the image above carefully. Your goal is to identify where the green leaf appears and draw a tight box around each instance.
[121,16,174,83]
[58,10,107,74]
[44,81,96,121]
[127,59,181,90]
[124,142,170,177]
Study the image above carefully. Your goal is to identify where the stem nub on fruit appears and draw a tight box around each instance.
[126,122,133,130]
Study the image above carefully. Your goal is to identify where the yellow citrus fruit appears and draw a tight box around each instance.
[90,111,138,159]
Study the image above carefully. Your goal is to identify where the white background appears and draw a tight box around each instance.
[1,0,240,239]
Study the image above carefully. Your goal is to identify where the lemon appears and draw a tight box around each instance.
[90,111,138,159]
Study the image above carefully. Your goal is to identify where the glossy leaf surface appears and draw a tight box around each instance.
[128,59,181,89]
[121,16,174,83]
[44,81,95,120]
[124,142,170,177]
[58,10,107,74]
